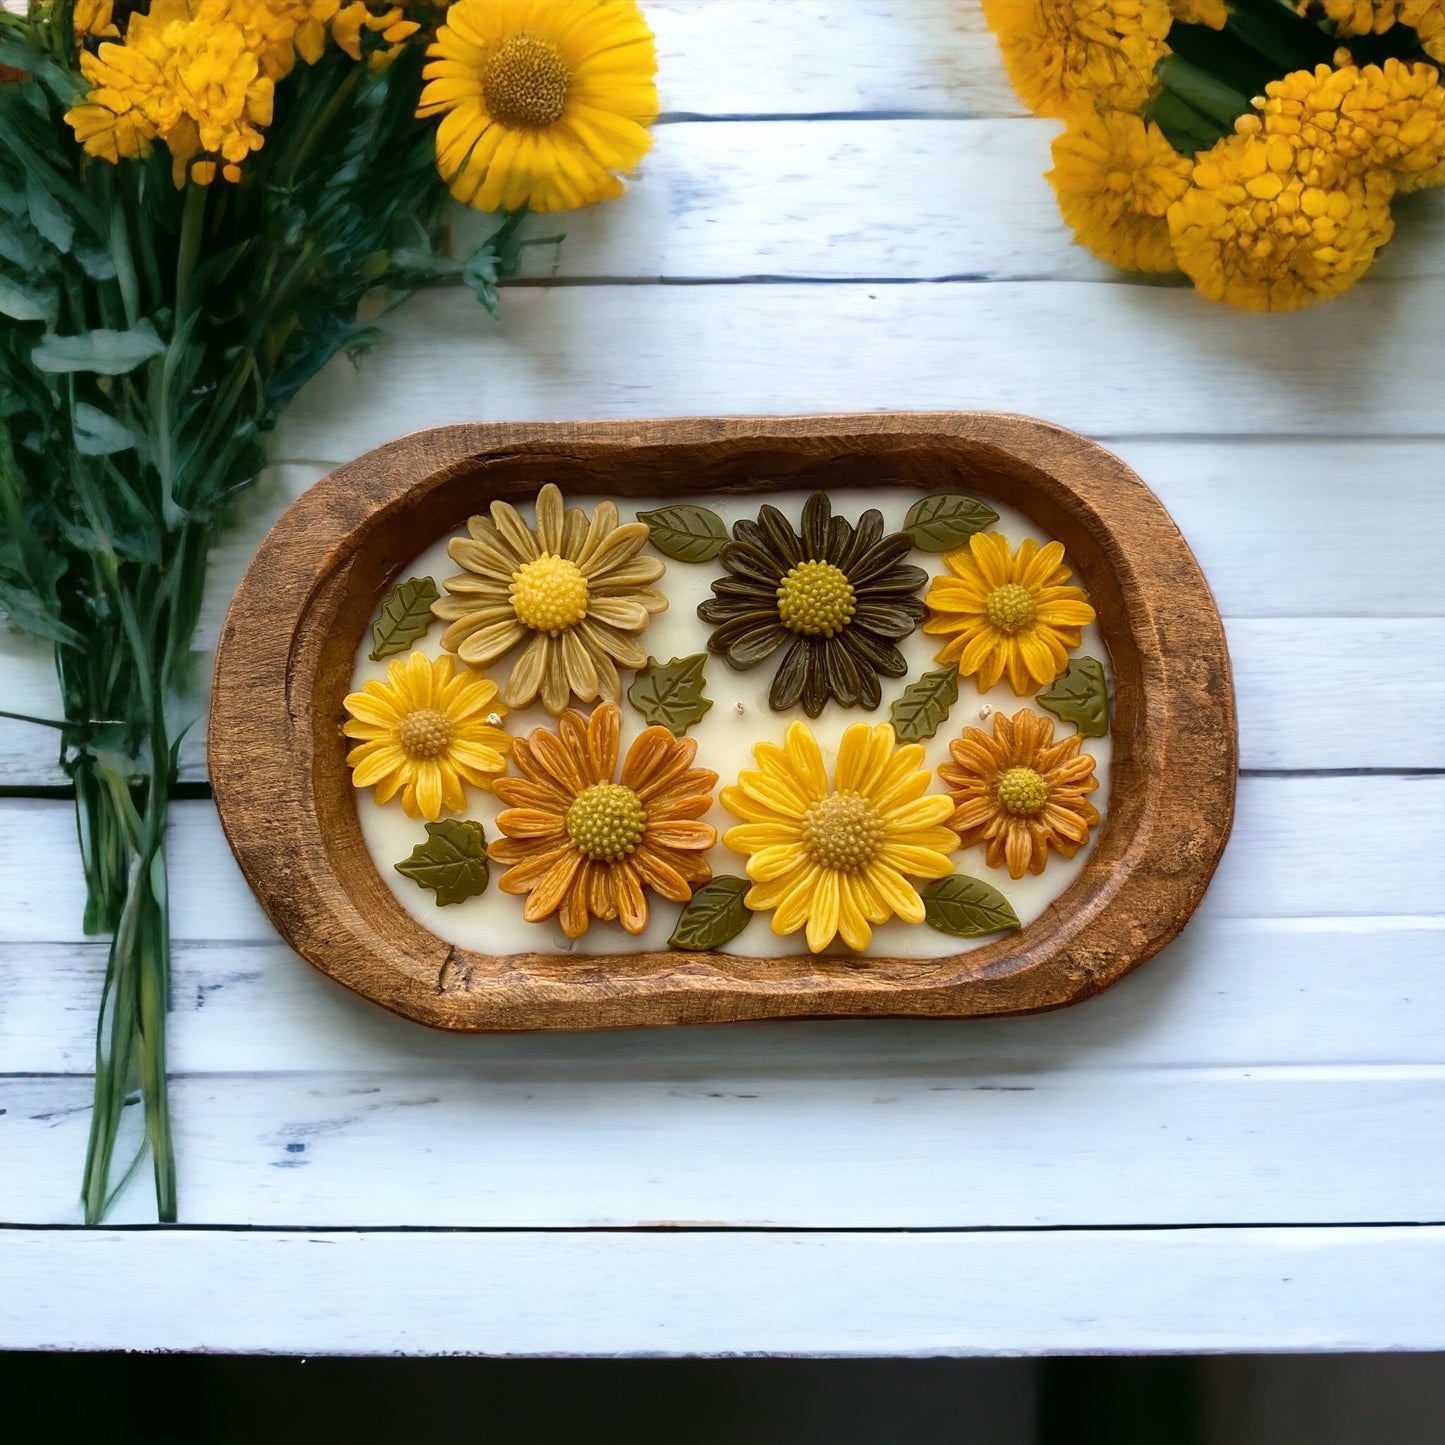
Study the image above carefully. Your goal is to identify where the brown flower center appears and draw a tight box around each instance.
[510,554,589,634]
[776,560,857,637]
[802,790,885,872]
[566,782,647,862]
[985,582,1038,634]
[482,31,571,129]
[997,766,1049,817]
[398,708,452,761]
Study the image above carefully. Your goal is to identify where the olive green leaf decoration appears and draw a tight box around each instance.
[636,503,729,562]
[670,875,752,951]
[902,493,1000,552]
[888,666,959,743]
[369,575,440,661]
[628,654,714,735]
[921,874,1021,937]
[1036,656,1110,738]
[395,819,489,907]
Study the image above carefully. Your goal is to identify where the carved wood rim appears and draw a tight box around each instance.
[210,413,1237,1031]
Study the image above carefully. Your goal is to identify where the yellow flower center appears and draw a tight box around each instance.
[510,554,589,635]
[482,31,572,129]
[985,582,1038,634]
[566,782,647,862]
[776,560,857,638]
[997,766,1049,817]
[802,790,885,873]
[398,708,452,761]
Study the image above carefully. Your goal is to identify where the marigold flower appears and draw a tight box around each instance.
[332,2,420,70]
[980,0,1171,120]
[1172,0,1229,25]
[1047,110,1192,272]
[416,0,659,212]
[74,0,120,39]
[721,721,959,953]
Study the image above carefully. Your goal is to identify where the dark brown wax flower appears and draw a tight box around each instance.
[698,491,928,717]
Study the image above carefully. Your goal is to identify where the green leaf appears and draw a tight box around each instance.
[369,575,440,661]
[888,667,959,744]
[921,874,1021,938]
[32,321,166,376]
[903,493,1000,552]
[669,875,751,951]
[1036,656,1110,738]
[0,277,58,328]
[72,403,135,457]
[395,819,490,907]
[24,174,74,255]
[627,654,713,735]
[636,504,729,562]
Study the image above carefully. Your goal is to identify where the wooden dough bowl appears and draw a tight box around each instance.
[210,413,1237,1032]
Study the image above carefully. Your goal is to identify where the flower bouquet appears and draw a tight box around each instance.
[983,0,1445,309]
[0,0,658,1221]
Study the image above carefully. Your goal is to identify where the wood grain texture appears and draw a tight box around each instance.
[209,414,1236,1030]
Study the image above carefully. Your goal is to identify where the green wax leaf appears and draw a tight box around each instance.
[637,504,729,562]
[73,404,135,458]
[369,575,440,661]
[1036,656,1110,738]
[888,667,959,744]
[627,654,713,735]
[32,321,166,376]
[670,875,751,951]
[903,493,1000,552]
[395,819,489,907]
[921,874,1021,938]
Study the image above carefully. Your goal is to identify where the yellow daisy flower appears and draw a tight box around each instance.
[721,722,959,954]
[416,0,659,212]
[923,533,1096,696]
[343,650,512,821]
[1047,110,1192,273]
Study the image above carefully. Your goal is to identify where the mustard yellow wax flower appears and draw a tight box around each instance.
[1167,124,1396,311]
[923,533,1096,696]
[721,721,959,954]
[1048,110,1192,272]
[343,650,512,821]
[1172,0,1229,25]
[980,0,1171,121]
[332,3,420,70]
[416,0,659,213]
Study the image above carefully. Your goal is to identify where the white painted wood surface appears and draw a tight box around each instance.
[2,0,1442,1353]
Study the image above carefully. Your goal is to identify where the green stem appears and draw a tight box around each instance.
[156,184,206,529]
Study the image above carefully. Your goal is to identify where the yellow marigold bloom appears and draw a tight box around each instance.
[417,0,659,213]
[1172,0,1229,25]
[1304,1,1445,61]
[923,533,1096,696]
[721,721,959,953]
[332,2,420,69]
[234,0,342,80]
[1047,110,1192,272]
[74,0,120,39]
[980,0,1171,120]
[343,650,512,821]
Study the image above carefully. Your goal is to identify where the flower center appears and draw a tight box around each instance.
[801,790,885,873]
[398,708,451,761]
[510,554,589,635]
[482,31,571,129]
[776,560,857,637]
[997,766,1049,817]
[985,583,1038,634]
[566,782,647,862]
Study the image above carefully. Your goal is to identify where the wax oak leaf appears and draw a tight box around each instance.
[888,667,959,743]
[369,575,440,661]
[1036,656,1109,737]
[627,653,713,735]
[395,819,489,906]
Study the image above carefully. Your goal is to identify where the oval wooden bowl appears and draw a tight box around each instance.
[210,413,1237,1031]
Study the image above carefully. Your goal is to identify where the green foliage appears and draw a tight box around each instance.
[1036,657,1110,738]
[636,503,730,562]
[396,820,490,907]
[669,876,752,951]
[888,667,959,744]
[920,875,1021,938]
[369,575,440,661]
[627,654,713,734]
[902,492,999,552]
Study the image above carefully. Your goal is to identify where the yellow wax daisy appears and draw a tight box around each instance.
[343,650,512,821]
[923,533,1096,696]
[416,0,659,213]
[721,722,959,954]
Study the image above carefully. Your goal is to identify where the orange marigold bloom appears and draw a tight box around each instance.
[490,702,718,938]
[940,709,1101,880]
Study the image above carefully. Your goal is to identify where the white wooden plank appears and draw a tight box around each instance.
[3,1066,1441,1227]
[3,1226,1442,1353]
[5,916,1441,1077]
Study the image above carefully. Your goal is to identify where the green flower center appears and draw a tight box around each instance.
[398,708,451,761]
[985,582,1038,634]
[483,31,571,129]
[997,766,1049,817]
[802,790,885,873]
[776,560,857,638]
[566,782,647,862]
[510,553,589,634]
